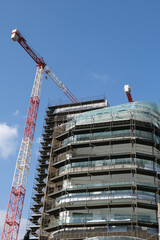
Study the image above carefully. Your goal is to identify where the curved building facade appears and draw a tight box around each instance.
[29,100,160,240]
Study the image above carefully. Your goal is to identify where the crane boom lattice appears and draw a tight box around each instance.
[11,29,78,103]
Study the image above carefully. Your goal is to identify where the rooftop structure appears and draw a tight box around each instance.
[29,99,160,240]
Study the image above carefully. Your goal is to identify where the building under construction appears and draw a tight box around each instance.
[29,98,160,240]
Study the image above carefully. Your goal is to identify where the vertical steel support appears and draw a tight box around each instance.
[158,202,160,240]
[1,66,43,240]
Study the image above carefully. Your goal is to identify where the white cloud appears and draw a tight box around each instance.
[0,123,18,159]
[13,110,19,116]
[34,137,43,157]
[89,71,109,82]
[0,209,27,240]
[19,217,28,240]
[36,137,42,144]
[0,210,5,237]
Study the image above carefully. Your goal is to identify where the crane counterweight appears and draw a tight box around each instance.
[11,29,20,42]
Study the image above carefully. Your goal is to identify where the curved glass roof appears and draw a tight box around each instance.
[66,101,160,131]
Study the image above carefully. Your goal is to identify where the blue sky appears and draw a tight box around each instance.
[0,0,160,239]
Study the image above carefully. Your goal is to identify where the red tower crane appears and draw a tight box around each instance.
[124,84,134,102]
[1,29,78,240]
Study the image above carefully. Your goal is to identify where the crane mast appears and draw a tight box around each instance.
[124,84,134,102]
[1,29,78,240]
[1,66,43,240]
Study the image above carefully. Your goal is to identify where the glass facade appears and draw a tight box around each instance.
[30,100,160,240]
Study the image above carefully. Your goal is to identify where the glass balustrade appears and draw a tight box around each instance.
[62,129,160,147]
[55,190,156,206]
[59,158,160,175]
[50,213,157,227]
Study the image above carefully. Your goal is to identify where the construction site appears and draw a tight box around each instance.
[1,29,160,240]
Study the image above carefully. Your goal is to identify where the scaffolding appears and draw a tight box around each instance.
[29,100,160,240]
